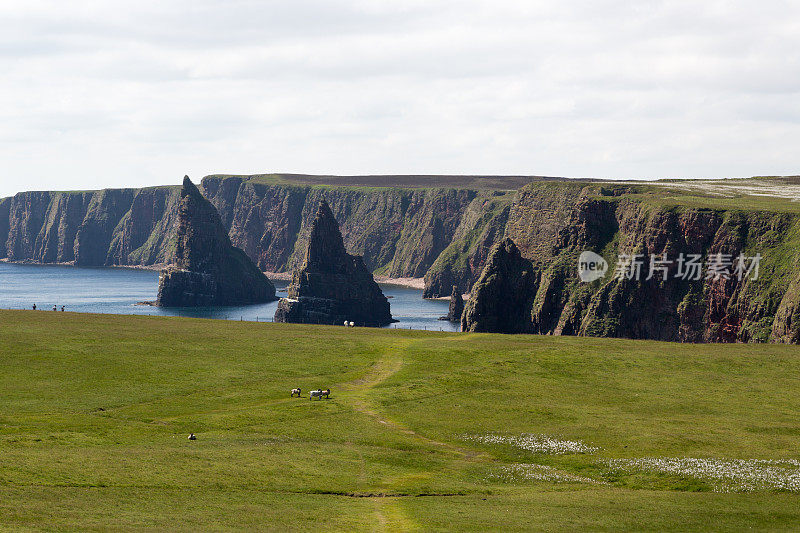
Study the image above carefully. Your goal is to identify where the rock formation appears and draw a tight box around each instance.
[440,285,464,322]
[461,238,540,333]
[8,173,800,343]
[156,177,276,306]
[274,199,393,326]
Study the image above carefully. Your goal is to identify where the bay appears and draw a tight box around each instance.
[0,262,460,332]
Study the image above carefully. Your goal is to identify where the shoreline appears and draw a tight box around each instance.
[1,261,431,291]
[373,276,425,290]
[264,271,427,290]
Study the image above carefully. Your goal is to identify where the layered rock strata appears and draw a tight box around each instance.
[274,200,393,326]
[461,238,539,333]
[156,177,276,307]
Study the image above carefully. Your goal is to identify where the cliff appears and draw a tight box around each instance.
[6,173,800,342]
[274,199,393,326]
[200,175,482,278]
[157,177,276,307]
[461,238,539,333]
[0,186,180,266]
[0,175,525,284]
[461,181,800,342]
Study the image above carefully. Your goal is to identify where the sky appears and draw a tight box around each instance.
[1,0,799,197]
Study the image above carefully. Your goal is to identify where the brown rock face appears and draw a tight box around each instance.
[461,238,539,333]
[274,200,394,326]
[156,177,276,307]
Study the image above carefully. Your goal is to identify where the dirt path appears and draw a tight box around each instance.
[340,347,484,461]
[339,346,487,532]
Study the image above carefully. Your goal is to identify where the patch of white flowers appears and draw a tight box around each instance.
[462,433,599,455]
[490,463,603,484]
[605,457,800,493]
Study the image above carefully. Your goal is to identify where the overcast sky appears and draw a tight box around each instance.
[1,0,799,197]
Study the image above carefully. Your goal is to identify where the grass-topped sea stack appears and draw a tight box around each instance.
[156,176,276,306]
[274,199,394,326]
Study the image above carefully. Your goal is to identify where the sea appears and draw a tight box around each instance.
[0,262,460,332]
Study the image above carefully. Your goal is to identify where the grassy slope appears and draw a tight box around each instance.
[1,311,799,531]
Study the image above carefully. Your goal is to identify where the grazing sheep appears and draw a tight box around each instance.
[349,321,355,327]
[291,387,302,397]
[188,433,196,440]
[322,388,330,399]
[309,389,323,400]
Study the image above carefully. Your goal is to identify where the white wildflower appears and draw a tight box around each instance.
[462,433,599,455]
[490,463,603,484]
[605,457,800,492]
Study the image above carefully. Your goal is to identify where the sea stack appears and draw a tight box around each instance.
[274,199,394,326]
[156,176,276,306]
[461,238,539,333]
[440,285,464,322]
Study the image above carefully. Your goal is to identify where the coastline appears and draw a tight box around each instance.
[263,271,427,291]
[1,259,169,272]
[373,276,425,290]
[1,261,437,294]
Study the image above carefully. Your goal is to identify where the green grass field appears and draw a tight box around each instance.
[1,311,799,531]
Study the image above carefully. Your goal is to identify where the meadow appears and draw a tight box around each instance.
[1,310,799,531]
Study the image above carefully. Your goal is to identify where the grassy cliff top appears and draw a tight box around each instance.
[202,172,565,190]
[5,175,800,213]
[594,177,800,213]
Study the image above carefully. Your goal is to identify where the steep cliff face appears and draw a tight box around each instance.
[1,187,180,267]
[157,177,275,307]
[460,182,800,342]
[36,192,94,263]
[73,189,137,266]
[201,175,477,278]
[461,238,539,333]
[0,197,9,258]
[106,187,180,266]
[274,200,393,326]
[1,176,485,277]
[423,193,512,297]
[6,191,53,262]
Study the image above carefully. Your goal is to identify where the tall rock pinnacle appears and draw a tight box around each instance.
[461,237,539,333]
[156,176,276,306]
[274,199,394,326]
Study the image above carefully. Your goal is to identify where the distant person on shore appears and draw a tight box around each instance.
[52,305,57,312]
[61,306,65,312]
[32,304,36,310]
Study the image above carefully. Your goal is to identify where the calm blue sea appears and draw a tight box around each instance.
[0,262,459,332]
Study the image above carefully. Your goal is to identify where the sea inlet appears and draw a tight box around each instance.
[0,262,460,332]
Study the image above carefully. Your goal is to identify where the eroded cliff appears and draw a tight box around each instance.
[6,174,800,342]
[0,187,180,266]
[461,182,800,343]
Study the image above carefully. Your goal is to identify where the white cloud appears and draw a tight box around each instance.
[1,0,799,196]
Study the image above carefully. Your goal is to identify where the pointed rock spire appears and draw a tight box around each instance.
[447,285,464,322]
[461,238,539,333]
[274,199,394,326]
[156,176,276,306]
[305,199,347,269]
